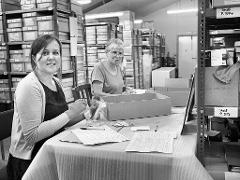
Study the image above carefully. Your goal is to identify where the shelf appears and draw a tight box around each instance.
[86,44,106,48]
[7,41,32,45]
[0,100,11,104]
[10,72,28,76]
[5,7,71,15]
[0,72,8,75]
[62,70,74,75]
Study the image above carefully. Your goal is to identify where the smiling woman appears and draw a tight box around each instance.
[7,35,88,180]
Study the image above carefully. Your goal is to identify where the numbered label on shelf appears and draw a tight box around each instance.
[214,107,238,118]
[217,7,240,19]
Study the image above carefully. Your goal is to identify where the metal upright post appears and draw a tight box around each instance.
[197,0,206,165]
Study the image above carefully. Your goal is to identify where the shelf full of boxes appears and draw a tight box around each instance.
[83,21,123,83]
[0,0,21,105]
[120,11,139,88]
[134,20,166,89]
[83,11,145,89]
[0,0,85,105]
[198,0,240,164]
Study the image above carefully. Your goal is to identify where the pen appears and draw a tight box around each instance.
[154,125,159,132]
[80,127,105,130]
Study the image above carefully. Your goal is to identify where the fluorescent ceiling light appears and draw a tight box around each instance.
[85,12,124,20]
[76,0,92,5]
[167,8,198,14]
[134,19,143,24]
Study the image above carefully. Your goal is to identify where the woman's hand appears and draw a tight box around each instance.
[65,99,87,120]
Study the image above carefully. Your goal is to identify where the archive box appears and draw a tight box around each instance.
[22,44,31,58]
[0,30,3,42]
[0,60,6,72]
[154,87,190,107]
[22,12,37,26]
[204,66,240,106]
[37,16,54,31]
[10,60,25,72]
[20,0,36,10]
[36,0,70,11]
[7,18,22,28]
[22,26,38,41]
[0,79,9,88]
[102,92,171,121]
[7,28,22,42]
[0,88,10,101]
[62,57,71,71]
[12,77,22,88]
[0,0,21,11]
[9,50,24,61]
[0,46,7,59]
[62,44,70,57]
[0,16,2,30]
[25,62,32,72]
[211,0,240,7]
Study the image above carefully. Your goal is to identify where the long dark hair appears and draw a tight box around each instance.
[30,34,62,70]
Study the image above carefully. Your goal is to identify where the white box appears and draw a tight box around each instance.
[152,67,176,87]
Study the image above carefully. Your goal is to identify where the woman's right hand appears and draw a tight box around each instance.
[65,99,87,120]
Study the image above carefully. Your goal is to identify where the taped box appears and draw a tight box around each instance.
[154,87,190,107]
[211,0,240,7]
[102,92,171,121]
[203,66,240,106]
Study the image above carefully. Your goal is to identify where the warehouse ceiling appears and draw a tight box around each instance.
[82,0,178,17]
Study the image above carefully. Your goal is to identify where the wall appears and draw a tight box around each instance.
[87,0,198,57]
[141,0,198,57]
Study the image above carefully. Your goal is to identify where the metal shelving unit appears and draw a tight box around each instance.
[198,0,240,165]
[0,0,85,106]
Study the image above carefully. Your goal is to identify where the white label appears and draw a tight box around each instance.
[214,107,238,117]
[217,7,240,19]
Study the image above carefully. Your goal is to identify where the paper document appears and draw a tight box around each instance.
[125,132,175,153]
[71,125,129,145]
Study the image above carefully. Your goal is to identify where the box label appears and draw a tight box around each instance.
[217,7,240,19]
[214,107,238,117]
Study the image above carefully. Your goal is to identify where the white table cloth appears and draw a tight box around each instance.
[22,108,213,180]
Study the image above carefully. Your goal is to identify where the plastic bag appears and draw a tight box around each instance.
[84,96,107,121]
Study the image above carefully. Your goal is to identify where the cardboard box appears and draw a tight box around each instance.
[152,67,176,87]
[204,66,240,106]
[164,78,191,88]
[212,0,240,7]
[154,87,190,107]
[102,92,171,121]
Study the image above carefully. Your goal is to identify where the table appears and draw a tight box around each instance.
[22,108,213,180]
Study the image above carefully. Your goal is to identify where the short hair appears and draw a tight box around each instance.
[30,34,62,70]
[105,38,124,53]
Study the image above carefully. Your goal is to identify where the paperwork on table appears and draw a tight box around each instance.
[71,125,129,145]
[125,131,176,153]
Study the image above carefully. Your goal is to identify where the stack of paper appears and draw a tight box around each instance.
[125,132,175,153]
[71,125,129,145]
